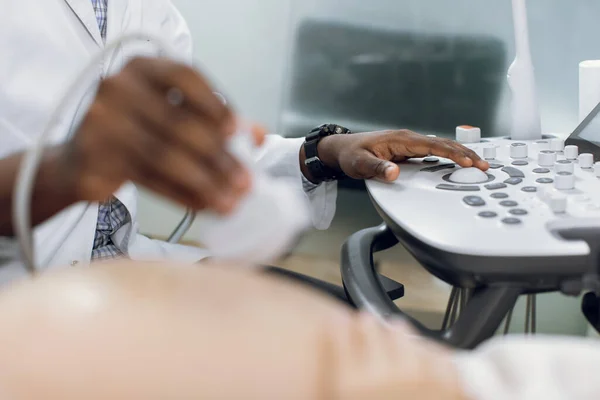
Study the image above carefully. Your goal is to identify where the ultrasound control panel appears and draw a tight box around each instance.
[366,120,600,285]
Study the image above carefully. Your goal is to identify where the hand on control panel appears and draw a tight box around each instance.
[317,130,489,182]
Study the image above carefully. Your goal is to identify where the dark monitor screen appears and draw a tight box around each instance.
[566,101,600,158]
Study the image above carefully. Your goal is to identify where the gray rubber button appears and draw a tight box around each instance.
[510,209,528,216]
[463,196,486,207]
[488,163,504,169]
[436,184,480,192]
[500,200,518,207]
[536,178,554,184]
[478,211,498,218]
[491,192,509,199]
[512,160,529,166]
[504,178,523,185]
[502,166,525,178]
[522,186,537,193]
[533,168,550,174]
[485,183,508,190]
[423,157,439,163]
[502,217,522,225]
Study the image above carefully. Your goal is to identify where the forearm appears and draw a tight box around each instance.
[0,146,78,236]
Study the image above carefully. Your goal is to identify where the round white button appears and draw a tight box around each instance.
[555,160,574,174]
[483,146,496,160]
[538,150,557,167]
[554,171,575,190]
[564,145,579,160]
[535,140,551,151]
[456,126,481,143]
[595,162,600,177]
[549,193,568,213]
[448,167,489,184]
[579,153,594,169]
[510,142,528,159]
[550,138,565,152]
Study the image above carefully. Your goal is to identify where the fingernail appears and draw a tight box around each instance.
[384,163,396,178]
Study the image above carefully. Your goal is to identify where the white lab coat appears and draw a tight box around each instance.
[0,0,337,280]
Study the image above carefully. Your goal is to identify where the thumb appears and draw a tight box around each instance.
[357,153,399,181]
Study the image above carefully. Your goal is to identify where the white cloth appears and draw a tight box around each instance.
[0,0,337,279]
[455,335,600,399]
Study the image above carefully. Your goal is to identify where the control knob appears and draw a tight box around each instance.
[483,146,496,160]
[549,193,568,214]
[555,160,574,174]
[538,150,557,167]
[510,142,528,159]
[579,153,594,169]
[550,138,565,152]
[554,171,575,190]
[456,125,481,143]
[564,145,579,160]
[595,162,600,178]
[535,140,551,151]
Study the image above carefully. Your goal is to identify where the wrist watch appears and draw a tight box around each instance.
[303,123,352,183]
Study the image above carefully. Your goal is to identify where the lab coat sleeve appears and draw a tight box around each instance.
[160,1,194,65]
[454,336,600,399]
[253,135,337,230]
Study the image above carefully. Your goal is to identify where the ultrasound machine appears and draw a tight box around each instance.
[341,1,600,349]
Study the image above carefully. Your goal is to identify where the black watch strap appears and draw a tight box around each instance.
[304,124,351,183]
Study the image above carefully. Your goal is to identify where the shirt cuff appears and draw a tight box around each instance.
[301,174,321,193]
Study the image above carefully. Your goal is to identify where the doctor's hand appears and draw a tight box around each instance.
[59,57,253,214]
[312,130,489,182]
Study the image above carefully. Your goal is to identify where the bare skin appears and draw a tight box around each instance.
[0,262,467,400]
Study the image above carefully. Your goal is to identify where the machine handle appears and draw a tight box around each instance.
[167,209,196,244]
[341,224,521,349]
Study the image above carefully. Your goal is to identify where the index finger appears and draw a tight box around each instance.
[127,57,236,135]
[414,138,489,170]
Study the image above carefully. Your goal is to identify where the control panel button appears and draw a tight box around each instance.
[550,138,565,152]
[448,168,490,184]
[533,168,550,174]
[423,157,440,163]
[510,142,528,159]
[522,186,537,193]
[436,184,480,192]
[549,193,568,213]
[595,162,600,178]
[500,200,518,207]
[535,140,550,151]
[510,209,528,216]
[579,153,594,169]
[555,160,574,174]
[512,160,529,166]
[463,196,486,207]
[536,178,554,184]
[421,163,455,172]
[488,163,504,169]
[501,166,525,178]
[504,177,523,185]
[502,217,522,225]
[538,150,557,167]
[485,183,507,190]
[554,171,575,190]
[456,125,481,143]
[483,146,496,160]
[491,193,509,199]
[478,211,498,218]
[564,145,579,160]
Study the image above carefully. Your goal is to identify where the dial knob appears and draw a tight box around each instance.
[456,125,481,143]
[549,193,568,213]
[483,146,496,160]
[595,162,600,177]
[550,138,565,152]
[535,140,551,151]
[538,150,557,167]
[564,145,579,160]
[579,153,594,169]
[510,142,528,159]
[554,171,575,190]
[555,160,574,174]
